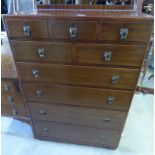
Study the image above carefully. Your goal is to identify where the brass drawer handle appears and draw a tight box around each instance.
[104,51,112,61]
[8,96,14,104]
[23,24,31,37]
[38,48,45,58]
[39,110,46,115]
[112,75,119,84]
[43,128,49,133]
[69,26,77,38]
[36,90,43,97]
[120,28,128,40]
[107,96,115,104]
[3,83,10,91]
[32,69,39,78]
[12,108,17,116]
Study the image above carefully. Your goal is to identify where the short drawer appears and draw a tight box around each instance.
[1,103,27,118]
[11,40,72,63]
[101,22,152,43]
[76,43,146,67]
[17,63,139,90]
[29,102,126,129]
[48,20,97,41]
[33,120,122,149]
[5,19,48,38]
[23,83,132,111]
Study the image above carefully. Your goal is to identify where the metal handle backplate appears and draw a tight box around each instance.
[3,83,10,91]
[107,96,115,105]
[112,75,119,84]
[104,117,111,122]
[104,51,112,61]
[12,108,17,116]
[8,96,14,104]
[120,28,128,40]
[36,90,43,96]
[43,128,49,133]
[69,26,77,38]
[38,48,45,58]
[23,24,31,37]
[101,136,106,140]
[32,69,39,78]
[40,110,46,115]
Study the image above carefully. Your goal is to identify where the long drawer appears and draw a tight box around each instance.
[76,43,146,67]
[23,83,132,111]
[29,102,127,129]
[11,41,73,63]
[33,120,122,149]
[17,63,139,90]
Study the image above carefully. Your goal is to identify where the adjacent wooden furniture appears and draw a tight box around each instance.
[1,37,29,120]
[2,1,153,149]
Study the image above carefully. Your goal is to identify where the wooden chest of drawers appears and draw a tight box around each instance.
[3,10,153,149]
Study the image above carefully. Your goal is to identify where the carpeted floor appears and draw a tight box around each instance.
[1,93,154,155]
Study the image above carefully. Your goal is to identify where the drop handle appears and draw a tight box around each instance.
[38,48,45,58]
[107,96,115,105]
[4,83,10,91]
[12,108,17,116]
[104,51,112,61]
[104,118,111,122]
[23,24,31,37]
[39,110,46,115]
[112,75,119,84]
[32,69,39,78]
[69,26,77,38]
[120,28,128,40]
[36,90,43,97]
[101,136,106,140]
[8,96,14,104]
[43,128,49,133]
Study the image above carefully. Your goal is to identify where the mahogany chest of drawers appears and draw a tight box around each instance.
[3,10,153,149]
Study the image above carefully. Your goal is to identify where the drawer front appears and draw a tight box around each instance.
[1,79,17,93]
[5,19,48,38]
[11,40,72,63]
[2,91,24,105]
[1,103,27,118]
[23,83,132,111]
[76,44,146,67]
[48,20,97,41]
[101,22,152,42]
[33,120,121,149]
[29,102,126,129]
[18,63,138,90]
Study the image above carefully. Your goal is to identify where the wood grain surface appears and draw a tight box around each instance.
[23,82,133,111]
[17,63,139,90]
